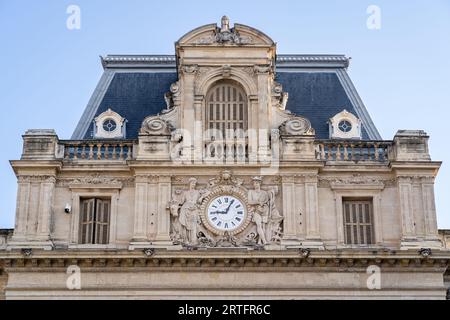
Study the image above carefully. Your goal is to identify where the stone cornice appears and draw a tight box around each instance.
[100,54,350,70]
[1,250,448,271]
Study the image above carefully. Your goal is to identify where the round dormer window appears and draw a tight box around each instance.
[102,119,117,132]
[338,120,352,133]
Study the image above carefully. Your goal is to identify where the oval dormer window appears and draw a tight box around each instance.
[338,120,352,133]
[102,119,117,132]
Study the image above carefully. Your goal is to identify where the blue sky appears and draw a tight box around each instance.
[0,0,449,228]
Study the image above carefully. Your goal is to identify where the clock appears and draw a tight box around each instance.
[206,195,246,232]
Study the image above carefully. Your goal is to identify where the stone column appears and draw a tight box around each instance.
[303,174,323,248]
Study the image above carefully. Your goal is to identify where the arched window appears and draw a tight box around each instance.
[206,81,248,140]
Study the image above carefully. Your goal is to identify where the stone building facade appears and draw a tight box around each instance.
[0,17,449,299]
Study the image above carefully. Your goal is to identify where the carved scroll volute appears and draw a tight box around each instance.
[140,116,174,135]
[279,117,315,136]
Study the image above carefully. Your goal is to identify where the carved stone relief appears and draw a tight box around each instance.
[318,174,396,188]
[168,171,283,248]
[56,174,134,187]
[193,17,253,45]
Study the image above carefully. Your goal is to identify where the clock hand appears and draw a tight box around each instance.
[225,199,235,213]
[210,210,227,215]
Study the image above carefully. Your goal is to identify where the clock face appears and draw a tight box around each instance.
[207,195,245,232]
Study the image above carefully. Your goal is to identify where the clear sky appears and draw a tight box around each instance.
[0,0,449,229]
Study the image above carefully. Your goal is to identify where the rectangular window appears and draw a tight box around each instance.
[343,199,374,245]
[79,198,111,244]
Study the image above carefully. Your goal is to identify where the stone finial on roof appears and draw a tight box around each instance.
[221,16,230,32]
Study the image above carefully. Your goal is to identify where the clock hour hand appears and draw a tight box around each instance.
[210,210,227,215]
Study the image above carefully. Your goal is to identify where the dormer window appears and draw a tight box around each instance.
[93,109,126,139]
[328,110,361,139]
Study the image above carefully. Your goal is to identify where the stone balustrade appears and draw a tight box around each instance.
[315,140,392,162]
[204,139,248,162]
[60,140,135,161]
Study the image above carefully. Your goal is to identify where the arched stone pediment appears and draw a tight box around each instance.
[176,17,275,47]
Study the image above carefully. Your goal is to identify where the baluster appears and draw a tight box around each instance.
[320,144,325,160]
[80,144,86,160]
[104,144,110,160]
[112,145,117,160]
[88,144,94,160]
[119,144,124,160]
[97,144,102,160]
[126,144,132,160]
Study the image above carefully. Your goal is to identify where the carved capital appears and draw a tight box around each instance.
[182,64,198,74]
[254,64,271,74]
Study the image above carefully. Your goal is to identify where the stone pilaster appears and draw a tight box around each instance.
[280,176,300,246]
[9,175,56,250]
[35,178,56,241]
[130,177,150,245]
[193,95,204,162]
[255,65,271,162]
[398,176,416,244]
[302,174,324,249]
[153,176,173,246]
[180,65,197,162]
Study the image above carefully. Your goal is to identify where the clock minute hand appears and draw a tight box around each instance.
[225,199,235,213]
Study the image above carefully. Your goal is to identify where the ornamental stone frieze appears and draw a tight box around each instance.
[18,175,56,184]
[56,174,134,188]
[168,171,283,248]
[317,175,396,189]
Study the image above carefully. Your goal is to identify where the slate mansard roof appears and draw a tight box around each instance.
[72,54,381,140]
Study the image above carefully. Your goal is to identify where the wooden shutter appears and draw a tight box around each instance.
[95,199,110,244]
[80,198,95,244]
[79,198,111,244]
[343,199,374,245]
